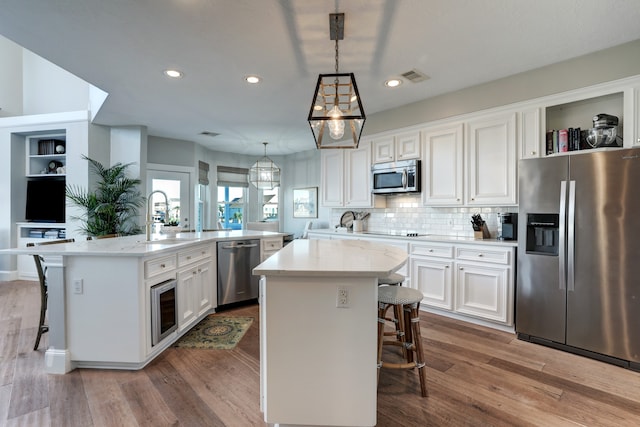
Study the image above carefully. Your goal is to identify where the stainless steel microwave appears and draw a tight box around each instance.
[371,159,420,194]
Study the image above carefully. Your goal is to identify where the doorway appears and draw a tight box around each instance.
[147,169,191,230]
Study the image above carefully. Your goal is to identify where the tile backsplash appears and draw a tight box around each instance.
[331,195,518,238]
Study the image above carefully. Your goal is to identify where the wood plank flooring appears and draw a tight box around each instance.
[2,279,640,426]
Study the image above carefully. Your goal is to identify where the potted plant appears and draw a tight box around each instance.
[66,156,145,237]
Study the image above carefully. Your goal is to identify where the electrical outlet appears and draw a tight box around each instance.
[72,279,83,295]
[336,286,350,308]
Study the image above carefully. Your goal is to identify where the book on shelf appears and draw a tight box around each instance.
[546,127,589,154]
[37,139,64,155]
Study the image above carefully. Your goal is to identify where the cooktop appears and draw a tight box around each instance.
[360,231,429,238]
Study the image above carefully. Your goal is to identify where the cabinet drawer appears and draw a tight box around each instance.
[456,247,510,265]
[145,255,177,279]
[410,243,454,258]
[178,244,212,267]
[262,238,283,252]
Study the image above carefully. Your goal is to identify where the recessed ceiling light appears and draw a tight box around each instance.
[384,78,402,88]
[164,69,184,78]
[245,75,261,84]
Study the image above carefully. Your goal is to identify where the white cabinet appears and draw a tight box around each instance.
[410,241,515,328]
[372,131,421,164]
[455,262,509,323]
[261,236,283,261]
[519,108,542,159]
[320,149,344,207]
[176,244,214,330]
[466,112,517,205]
[320,142,384,208]
[630,87,640,147]
[422,124,464,206]
[372,136,395,163]
[410,242,454,310]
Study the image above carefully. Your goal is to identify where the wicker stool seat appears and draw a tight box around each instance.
[377,286,427,397]
[377,272,404,286]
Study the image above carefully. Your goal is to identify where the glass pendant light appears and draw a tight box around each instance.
[307,13,365,149]
[249,142,280,190]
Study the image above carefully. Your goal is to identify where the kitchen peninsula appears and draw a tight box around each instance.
[253,239,407,427]
[2,230,284,374]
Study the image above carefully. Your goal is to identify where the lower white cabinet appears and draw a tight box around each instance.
[410,241,515,328]
[177,259,214,330]
[410,257,453,310]
[455,262,509,323]
[260,236,283,261]
[176,245,215,330]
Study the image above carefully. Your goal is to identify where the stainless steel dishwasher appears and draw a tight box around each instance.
[217,239,261,306]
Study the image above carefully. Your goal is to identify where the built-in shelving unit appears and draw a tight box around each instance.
[544,92,625,156]
[26,132,67,177]
[16,222,67,279]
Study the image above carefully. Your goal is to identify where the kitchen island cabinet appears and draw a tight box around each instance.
[1,230,284,374]
[254,239,406,427]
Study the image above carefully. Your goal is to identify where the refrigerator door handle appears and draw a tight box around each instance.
[559,180,567,291]
[567,180,576,292]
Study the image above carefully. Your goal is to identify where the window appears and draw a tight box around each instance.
[216,166,249,230]
[262,187,278,220]
[217,186,245,230]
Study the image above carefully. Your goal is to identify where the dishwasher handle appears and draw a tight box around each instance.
[221,243,258,249]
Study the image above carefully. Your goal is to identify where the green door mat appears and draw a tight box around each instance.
[174,316,254,349]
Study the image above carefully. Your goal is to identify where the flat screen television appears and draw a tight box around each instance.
[25,178,66,223]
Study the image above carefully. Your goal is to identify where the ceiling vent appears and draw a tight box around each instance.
[400,69,430,83]
[200,131,220,137]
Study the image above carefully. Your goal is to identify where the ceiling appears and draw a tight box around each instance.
[2,0,640,156]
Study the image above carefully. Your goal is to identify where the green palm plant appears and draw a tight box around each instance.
[66,156,145,236]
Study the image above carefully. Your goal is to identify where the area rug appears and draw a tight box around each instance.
[173,316,254,350]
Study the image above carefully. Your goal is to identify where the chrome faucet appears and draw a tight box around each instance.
[146,190,169,241]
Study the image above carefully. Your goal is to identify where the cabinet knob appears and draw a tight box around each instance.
[478,253,484,257]
[192,271,197,275]
[531,151,536,155]
[187,256,192,260]
[160,264,165,268]
[428,249,434,252]
[471,198,475,201]
[445,265,449,269]
[459,267,464,270]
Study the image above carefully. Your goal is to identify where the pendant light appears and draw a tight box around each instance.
[308,13,366,149]
[249,142,280,189]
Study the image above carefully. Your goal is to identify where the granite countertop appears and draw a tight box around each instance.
[307,228,518,247]
[253,239,407,278]
[2,230,286,257]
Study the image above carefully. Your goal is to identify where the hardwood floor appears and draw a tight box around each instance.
[2,279,640,426]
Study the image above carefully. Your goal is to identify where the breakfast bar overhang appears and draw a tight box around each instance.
[253,239,407,427]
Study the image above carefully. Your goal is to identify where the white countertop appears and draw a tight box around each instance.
[307,228,518,247]
[2,230,285,257]
[253,239,407,277]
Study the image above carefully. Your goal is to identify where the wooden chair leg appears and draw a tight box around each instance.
[409,305,428,397]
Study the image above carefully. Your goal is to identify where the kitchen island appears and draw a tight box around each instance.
[253,239,407,427]
[1,230,284,374]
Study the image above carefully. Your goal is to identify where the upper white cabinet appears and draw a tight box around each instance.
[519,108,541,159]
[633,87,640,147]
[465,112,517,206]
[372,131,421,164]
[372,136,395,163]
[395,131,421,160]
[422,123,464,206]
[320,142,383,208]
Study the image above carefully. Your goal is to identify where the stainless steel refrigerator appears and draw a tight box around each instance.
[517,149,640,369]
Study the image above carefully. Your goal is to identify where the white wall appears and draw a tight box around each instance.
[0,36,23,117]
[22,49,90,115]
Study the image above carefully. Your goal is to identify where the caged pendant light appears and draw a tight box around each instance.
[308,13,366,149]
[249,142,280,189]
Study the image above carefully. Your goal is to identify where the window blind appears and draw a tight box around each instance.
[217,165,249,188]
